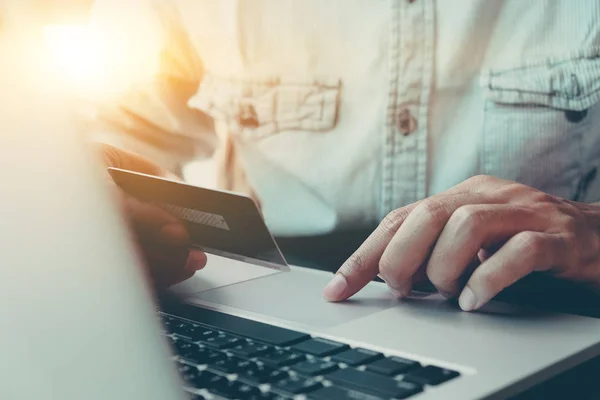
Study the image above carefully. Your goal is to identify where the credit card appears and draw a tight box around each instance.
[108,167,289,272]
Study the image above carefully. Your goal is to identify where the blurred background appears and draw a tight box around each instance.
[40,0,136,94]
[41,0,97,90]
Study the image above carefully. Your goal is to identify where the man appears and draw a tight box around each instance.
[90,0,600,311]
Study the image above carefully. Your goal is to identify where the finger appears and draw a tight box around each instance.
[378,192,486,296]
[156,222,190,247]
[426,205,548,297]
[477,248,493,263]
[143,239,190,268]
[458,231,564,311]
[162,252,208,287]
[109,181,179,227]
[125,196,185,238]
[323,204,417,302]
[323,178,498,301]
[155,261,196,288]
[98,143,165,176]
[143,242,192,287]
[188,250,208,271]
[112,188,191,265]
[138,239,208,289]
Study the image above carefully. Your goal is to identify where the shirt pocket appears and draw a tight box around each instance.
[480,56,600,200]
[187,73,341,140]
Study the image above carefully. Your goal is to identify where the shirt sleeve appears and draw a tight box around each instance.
[85,0,216,174]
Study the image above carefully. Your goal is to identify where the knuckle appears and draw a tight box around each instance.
[514,232,545,256]
[466,174,491,186]
[341,252,368,276]
[414,199,447,226]
[559,214,579,234]
[529,190,557,205]
[463,174,498,191]
[451,205,483,236]
[533,201,556,216]
[380,208,409,233]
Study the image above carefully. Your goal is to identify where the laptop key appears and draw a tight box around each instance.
[291,359,339,376]
[208,380,261,399]
[182,347,226,365]
[273,376,322,395]
[172,327,217,342]
[404,365,460,386]
[189,370,227,390]
[175,362,200,384]
[234,382,262,398]
[160,316,177,333]
[170,322,199,338]
[199,333,241,349]
[247,393,288,400]
[332,348,383,366]
[175,362,195,374]
[162,308,310,346]
[171,321,194,333]
[258,349,305,367]
[365,356,420,376]
[173,340,198,356]
[205,349,228,364]
[230,341,273,358]
[188,326,218,341]
[292,338,350,357]
[239,364,289,384]
[308,386,385,400]
[208,356,246,374]
[326,368,423,399]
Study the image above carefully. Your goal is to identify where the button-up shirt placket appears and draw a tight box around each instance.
[380,0,435,219]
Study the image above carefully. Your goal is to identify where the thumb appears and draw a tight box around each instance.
[97,143,167,177]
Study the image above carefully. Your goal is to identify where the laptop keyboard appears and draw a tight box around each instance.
[160,308,460,400]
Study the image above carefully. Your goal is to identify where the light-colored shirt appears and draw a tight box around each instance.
[89,0,600,237]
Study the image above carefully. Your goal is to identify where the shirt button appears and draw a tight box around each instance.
[565,109,588,123]
[238,104,260,128]
[397,109,417,136]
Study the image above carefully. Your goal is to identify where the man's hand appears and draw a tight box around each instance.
[100,144,207,289]
[324,175,600,311]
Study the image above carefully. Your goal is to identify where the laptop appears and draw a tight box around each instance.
[2,7,600,400]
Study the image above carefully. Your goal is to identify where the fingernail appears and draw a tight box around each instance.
[388,286,404,298]
[323,274,348,302]
[458,286,478,312]
[439,290,456,299]
[380,275,411,298]
[185,262,199,274]
[186,260,203,273]
[388,284,411,298]
[398,283,412,297]
[190,251,208,270]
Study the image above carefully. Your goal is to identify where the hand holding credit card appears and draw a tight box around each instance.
[108,168,289,272]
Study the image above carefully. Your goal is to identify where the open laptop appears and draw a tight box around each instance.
[3,8,600,400]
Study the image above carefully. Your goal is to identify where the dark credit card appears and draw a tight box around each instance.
[108,167,289,272]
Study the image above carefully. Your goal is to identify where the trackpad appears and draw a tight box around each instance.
[193,267,400,328]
